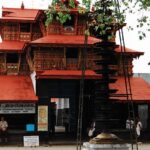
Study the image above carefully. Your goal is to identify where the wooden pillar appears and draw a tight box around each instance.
[30,23,32,41]
[19,23,20,40]
[78,48,81,69]
[4,52,6,72]
[18,53,21,73]
[64,47,66,68]
[74,13,78,34]
[26,47,34,71]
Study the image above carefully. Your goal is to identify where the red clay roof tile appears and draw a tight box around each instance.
[36,70,100,79]
[0,41,25,52]
[110,77,150,102]
[1,7,42,21]
[31,35,101,46]
[115,46,144,55]
[0,75,38,101]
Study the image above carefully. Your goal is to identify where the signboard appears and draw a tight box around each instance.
[23,136,39,147]
[0,103,35,114]
[37,105,48,131]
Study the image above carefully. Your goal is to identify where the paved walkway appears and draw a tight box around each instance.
[0,143,149,150]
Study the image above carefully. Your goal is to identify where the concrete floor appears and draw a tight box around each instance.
[0,143,149,150]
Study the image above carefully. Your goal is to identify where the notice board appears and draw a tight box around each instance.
[23,135,39,147]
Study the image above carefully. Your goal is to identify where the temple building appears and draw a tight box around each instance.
[0,3,150,140]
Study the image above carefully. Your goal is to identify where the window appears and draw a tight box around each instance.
[66,48,78,58]
[6,53,18,63]
[63,15,75,32]
[20,23,30,32]
[51,98,70,133]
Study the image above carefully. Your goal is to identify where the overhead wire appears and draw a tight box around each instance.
[76,0,139,149]
[76,23,88,150]
[113,0,138,149]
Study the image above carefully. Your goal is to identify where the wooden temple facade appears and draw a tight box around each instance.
[0,3,150,139]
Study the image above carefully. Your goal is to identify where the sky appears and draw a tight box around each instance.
[0,0,150,73]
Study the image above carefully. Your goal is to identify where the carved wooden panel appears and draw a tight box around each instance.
[118,58,133,76]
[2,23,19,40]
[32,33,42,41]
[6,63,19,75]
[76,26,85,35]
[0,63,6,74]
[47,25,61,35]
[33,49,64,70]
[20,33,31,41]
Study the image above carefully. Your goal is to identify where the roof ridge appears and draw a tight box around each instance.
[2,7,41,11]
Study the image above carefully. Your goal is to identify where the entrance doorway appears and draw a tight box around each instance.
[51,98,70,134]
[138,104,148,129]
[37,79,95,137]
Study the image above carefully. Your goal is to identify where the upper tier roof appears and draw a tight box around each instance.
[0,39,143,56]
[36,70,100,79]
[1,7,43,21]
[30,35,101,46]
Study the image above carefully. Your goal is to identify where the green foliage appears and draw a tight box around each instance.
[45,9,54,26]
[82,0,91,12]
[45,0,72,26]
[89,0,125,40]
[69,0,75,8]
[120,0,150,39]
[45,0,150,40]
[56,12,71,24]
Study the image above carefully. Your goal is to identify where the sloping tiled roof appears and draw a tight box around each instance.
[31,35,101,46]
[0,75,38,101]
[31,35,143,55]
[115,46,144,56]
[1,7,42,21]
[0,41,26,52]
[110,77,150,102]
[36,70,100,79]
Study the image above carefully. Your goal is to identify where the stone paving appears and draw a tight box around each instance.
[0,143,149,150]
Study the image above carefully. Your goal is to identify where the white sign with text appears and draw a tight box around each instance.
[0,103,35,114]
[23,136,39,147]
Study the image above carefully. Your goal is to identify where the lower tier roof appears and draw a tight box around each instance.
[0,75,38,101]
[110,77,150,102]
[0,75,149,102]
[36,70,101,79]
[0,41,25,52]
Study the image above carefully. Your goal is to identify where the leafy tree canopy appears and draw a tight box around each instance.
[45,0,150,40]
